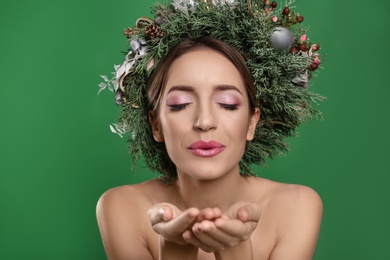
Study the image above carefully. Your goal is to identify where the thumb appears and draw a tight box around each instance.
[236,203,261,223]
[148,203,175,225]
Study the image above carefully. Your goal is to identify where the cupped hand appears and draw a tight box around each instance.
[148,203,200,245]
[183,202,261,253]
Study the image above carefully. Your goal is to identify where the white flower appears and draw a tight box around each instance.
[212,0,239,7]
[172,0,197,16]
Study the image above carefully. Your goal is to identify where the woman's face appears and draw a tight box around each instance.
[154,48,259,180]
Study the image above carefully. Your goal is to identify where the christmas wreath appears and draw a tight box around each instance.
[99,0,324,182]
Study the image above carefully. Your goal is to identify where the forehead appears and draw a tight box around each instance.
[164,48,245,93]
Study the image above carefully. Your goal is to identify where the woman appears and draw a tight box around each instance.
[97,1,323,259]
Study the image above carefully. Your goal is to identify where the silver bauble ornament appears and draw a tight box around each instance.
[270,27,294,52]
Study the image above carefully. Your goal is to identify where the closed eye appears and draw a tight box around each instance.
[168,103,190,111]
[219,103,239,111]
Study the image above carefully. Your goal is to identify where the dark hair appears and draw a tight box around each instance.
[147,37,258,182]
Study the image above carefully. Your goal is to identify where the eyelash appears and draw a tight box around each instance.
[168,103,239,111]
[219,103,239,111]
[168,103,190,111]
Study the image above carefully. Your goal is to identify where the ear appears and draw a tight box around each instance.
[148,110,164,142]
[246,107,260,141]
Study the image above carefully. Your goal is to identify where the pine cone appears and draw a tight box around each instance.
[145,24,164,39]
[124,27,137,38]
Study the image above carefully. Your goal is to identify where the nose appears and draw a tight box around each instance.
[193,104,217,131]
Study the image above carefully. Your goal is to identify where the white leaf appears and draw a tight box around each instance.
[98,82,106,88]
[100,75,109,82]
[109,125,117,134]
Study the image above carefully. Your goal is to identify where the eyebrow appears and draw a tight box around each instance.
[167,85,194,94]
[167,84,243,95]
[214,84,243,95]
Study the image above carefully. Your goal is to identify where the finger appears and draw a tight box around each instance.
[214,217,256,240]
[184,232,216,253]
[236,204,261,223]
[172,208,200,229]
[194,219,245,248]
[154,208,199,235]
[187,222,226,252]
[148,203,174,225]
[197,207,222,221]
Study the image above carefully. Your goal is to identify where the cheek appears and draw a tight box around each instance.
[159,116,191,163]
[160,114,190,139]
[220,114,250,137]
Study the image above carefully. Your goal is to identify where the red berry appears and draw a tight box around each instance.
[283,7,290,16]
[271,1,277,8]
[296,15,304,23]
[290,47,298,54]
[298,43,307,51]
[310,63,319,70]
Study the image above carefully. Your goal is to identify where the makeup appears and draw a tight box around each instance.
[165,92,194,111]
[187,140,225,157]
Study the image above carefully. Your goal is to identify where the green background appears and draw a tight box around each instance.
[1,0,389,259]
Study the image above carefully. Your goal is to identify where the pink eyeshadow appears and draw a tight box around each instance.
[166,94,194,105]
[214,94,241,105]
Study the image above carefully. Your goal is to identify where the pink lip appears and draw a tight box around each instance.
[188,141,225,157]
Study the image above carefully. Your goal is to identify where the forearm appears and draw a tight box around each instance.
[159,237,198,260]
[214,239,253,260]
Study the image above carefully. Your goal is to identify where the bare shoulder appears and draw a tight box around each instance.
[260,179,322,260]
[253,178,322,213]
[271,181,322,214]
[96,179,165,260]
[97,178,175,212]
[96,180,160,219]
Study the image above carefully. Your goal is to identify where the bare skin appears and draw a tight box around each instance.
[96,48,322,259]
[96,177,322,259]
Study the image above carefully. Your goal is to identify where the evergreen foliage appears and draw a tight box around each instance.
[99,0,324,182]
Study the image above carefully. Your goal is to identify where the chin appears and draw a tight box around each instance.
[177,162,239,181]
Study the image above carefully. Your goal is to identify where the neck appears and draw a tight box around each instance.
[174,166,252,212]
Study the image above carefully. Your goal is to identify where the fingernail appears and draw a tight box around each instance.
[159,208,166,221]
